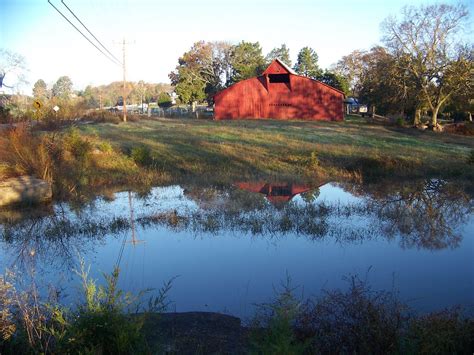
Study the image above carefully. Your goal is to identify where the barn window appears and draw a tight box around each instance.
[269,74,290,83]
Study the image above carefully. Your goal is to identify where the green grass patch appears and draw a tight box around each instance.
[78,118,474,185]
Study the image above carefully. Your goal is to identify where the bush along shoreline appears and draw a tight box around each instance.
[1,268,473,354]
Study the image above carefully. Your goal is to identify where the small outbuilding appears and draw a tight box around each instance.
[214,59,345,120]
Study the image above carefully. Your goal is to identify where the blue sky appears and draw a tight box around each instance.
[1,0,472,94]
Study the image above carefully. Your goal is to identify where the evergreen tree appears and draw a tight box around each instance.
[52,76,73,100]
[265,44,292,67]
[229,41,266,84]
[32,79,48,100]
[294,47,321,78]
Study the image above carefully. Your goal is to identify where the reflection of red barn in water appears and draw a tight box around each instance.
[235,182,315,204]
[214,59,345,120]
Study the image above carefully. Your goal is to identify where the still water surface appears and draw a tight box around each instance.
[1,180,472,318]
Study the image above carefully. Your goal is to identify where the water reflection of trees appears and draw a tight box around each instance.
[361,179,472,250]
[0,205,129,272]
[171,179,472,250]
[0,179,472,273]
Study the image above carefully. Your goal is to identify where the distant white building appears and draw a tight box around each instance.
[170,92,177,104]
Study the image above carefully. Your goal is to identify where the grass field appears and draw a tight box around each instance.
[78,116,474,187]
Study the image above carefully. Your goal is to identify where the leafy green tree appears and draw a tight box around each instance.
[32,79,49,100]
[169,41,232,104]
[132,80,148,110]
[294,47,321,78]
[169,66,206,105]
[382,3,471,127]
[81,85,98,108]
[445,83,474,121]
[355,47,421,119]
[317,70,350,95]
[229,41,266,84]
[52,76,73,100]
[334,46,424,121]
[153,83,172,101]
[266,44,292,67]
[157,92,172,108]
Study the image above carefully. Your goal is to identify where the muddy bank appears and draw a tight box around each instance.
[143,312,250,354]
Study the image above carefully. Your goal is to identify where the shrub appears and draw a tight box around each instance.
[0,262,173,354]
[97,141,114,154]
[126,113,141,122]
[306,151,320,172]
[60,264,149,354]
[296,276,407,353]
[63,129,92,164]
[395,117,405,127]
[157,92,172,108]
[131,146,153,167]
[250,277,310,354]
[83,110,121,124]
[403,308,474,354]
[252,274,474,354]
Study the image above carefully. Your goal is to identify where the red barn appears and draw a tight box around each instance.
[235,182,312,204]
[214,59,345,120]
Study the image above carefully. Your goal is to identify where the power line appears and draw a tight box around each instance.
[60,0,122,65]
[47,0,121,66]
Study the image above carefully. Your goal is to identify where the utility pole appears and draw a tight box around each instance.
[114,38,134,122]
[122,38,127,122]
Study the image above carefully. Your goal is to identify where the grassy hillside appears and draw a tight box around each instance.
[79,117,474,186]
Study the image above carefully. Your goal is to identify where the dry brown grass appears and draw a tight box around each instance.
[0,124,56,181]
[0,126,169,200]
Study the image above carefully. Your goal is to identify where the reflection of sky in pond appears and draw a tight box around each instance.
[0,182,472,318]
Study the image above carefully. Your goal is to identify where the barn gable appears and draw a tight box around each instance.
[263,58,296,75]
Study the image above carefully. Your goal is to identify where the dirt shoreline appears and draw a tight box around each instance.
[143,311,250,354]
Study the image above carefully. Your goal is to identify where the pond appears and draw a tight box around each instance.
[0,179,472,318]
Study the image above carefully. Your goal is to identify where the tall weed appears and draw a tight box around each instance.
[0,124,56,181]
[0,260,173,354]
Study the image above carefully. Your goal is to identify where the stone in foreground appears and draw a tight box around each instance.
[0,176,52,207]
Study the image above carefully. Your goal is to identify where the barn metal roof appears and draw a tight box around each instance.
[274,58,296,75]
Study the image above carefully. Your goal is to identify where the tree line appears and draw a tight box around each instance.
[32,77,173,109]
[1,2,472,126]
[333,3,472,126]
[170,3,472,127]
[169,42,349,105]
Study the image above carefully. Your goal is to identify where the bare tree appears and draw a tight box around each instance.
[382,4,472,128]
[0,49,28,92]
[333,49,366,97]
